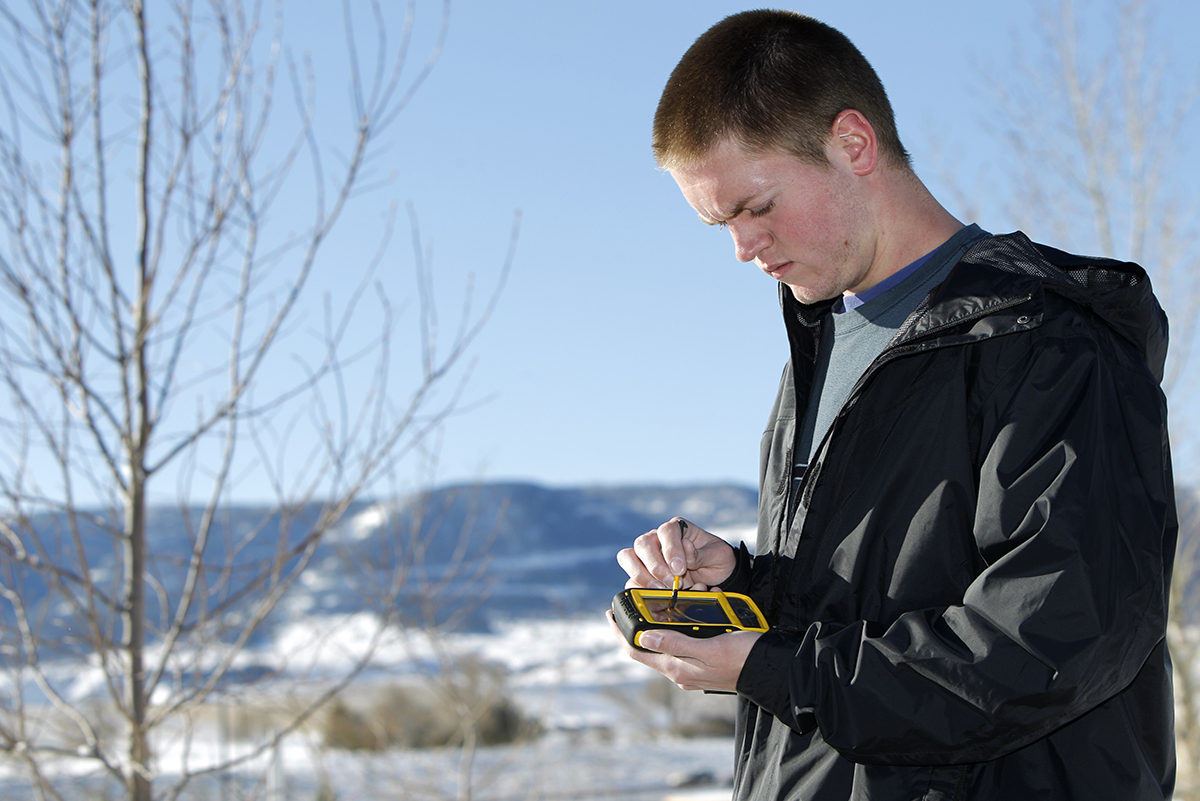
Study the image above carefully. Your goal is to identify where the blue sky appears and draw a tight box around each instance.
[85,0,1197,503]
[315,0,1195,496]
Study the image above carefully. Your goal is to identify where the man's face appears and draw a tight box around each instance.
[670,139,879,303]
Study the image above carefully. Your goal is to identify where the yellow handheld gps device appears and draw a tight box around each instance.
[612,587,769,652]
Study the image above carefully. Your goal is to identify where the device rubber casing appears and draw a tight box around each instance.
[611,588,768,652]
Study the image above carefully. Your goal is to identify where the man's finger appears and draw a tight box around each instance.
[636,628,694,656]
[628,529,671,588]
[659,517,690,578]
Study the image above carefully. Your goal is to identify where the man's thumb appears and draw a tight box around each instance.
[639,629,688,654]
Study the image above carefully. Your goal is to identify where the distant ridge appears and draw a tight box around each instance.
[4,482,759,646]
[372,481,758,626]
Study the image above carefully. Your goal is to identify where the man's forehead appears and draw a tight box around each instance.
[670,143,780,222]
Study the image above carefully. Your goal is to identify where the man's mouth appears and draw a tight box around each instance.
[761,261,792,279]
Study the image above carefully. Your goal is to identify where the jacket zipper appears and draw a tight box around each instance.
[782,292,1035,542]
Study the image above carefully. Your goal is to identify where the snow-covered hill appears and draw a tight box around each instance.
[0,483,757,799]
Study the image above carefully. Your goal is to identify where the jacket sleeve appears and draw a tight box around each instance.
[735,300,1175,765]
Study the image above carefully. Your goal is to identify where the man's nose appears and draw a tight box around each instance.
[730,222,769,263]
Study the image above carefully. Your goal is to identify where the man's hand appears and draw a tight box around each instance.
[606,610,760,692]
[616,517,736,591]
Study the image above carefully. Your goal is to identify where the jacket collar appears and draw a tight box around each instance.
[778,231,1167,383]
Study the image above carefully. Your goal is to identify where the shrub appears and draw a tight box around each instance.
[320,658,541,750]
[322,699,385,751]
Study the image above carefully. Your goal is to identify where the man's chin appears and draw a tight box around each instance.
[787,283,839,305]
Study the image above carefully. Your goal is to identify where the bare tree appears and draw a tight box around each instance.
[980,0,1200,391]
[951,0,1200,795]
[0,0,515,799]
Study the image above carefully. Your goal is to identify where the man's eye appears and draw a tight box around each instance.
[749,200,775,218]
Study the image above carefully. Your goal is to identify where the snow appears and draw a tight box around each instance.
[0,614,739,801]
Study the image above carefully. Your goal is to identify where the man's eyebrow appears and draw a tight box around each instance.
[698,196,754,226]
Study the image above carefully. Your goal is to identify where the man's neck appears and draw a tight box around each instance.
[859,171,964,295]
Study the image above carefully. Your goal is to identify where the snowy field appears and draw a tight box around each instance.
[0,615,740,801]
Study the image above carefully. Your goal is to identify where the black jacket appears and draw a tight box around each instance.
[724,232,1177,800]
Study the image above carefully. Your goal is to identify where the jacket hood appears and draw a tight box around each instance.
[959,232,1170,383]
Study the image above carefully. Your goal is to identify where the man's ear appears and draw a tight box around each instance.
[830,110,878,176]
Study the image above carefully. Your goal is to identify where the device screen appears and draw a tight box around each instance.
[727,596,764,629]
[642,596,731,625]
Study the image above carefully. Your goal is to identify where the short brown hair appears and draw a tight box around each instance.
[653,10,910,171]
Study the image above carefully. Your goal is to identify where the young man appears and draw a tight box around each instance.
[611,10,1176,800]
